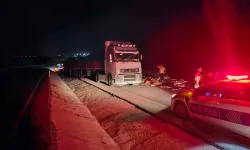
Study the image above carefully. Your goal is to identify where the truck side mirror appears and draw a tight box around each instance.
[140,54,142,61]
[109,54,113,63]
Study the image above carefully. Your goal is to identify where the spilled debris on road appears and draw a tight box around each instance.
[142,73,190,91]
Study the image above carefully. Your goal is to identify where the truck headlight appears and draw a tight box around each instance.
[135,68,139,72]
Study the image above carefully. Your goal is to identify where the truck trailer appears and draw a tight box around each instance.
[63,41,143,85]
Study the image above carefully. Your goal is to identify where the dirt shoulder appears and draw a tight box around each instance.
[50,72,120,150]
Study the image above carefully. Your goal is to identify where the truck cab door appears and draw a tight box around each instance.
[105,53,114,74]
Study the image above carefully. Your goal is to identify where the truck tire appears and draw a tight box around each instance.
[90,71,95,81]
[95,72,100,82]
[78,71,82,78]
[107,74,112,86]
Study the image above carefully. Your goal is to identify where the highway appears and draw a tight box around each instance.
[115,84,173,106]
[0,67,50,149]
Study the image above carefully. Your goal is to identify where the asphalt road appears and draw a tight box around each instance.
[0,67,50,149]
[115,84,173,106]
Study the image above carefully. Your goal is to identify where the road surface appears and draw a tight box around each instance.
[114,84,173,106]
[0,67,50,149]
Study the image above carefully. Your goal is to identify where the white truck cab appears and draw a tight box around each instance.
[102,41,142,85]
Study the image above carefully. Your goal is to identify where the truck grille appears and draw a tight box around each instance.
[124,75,136,78]
[121,68,139,73]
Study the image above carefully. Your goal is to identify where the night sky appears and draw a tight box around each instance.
[1,0,200,55]
[2,0,250,77]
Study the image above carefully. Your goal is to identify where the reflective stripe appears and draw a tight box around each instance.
[189,103,250,126]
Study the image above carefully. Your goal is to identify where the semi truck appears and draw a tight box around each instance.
[63,41,143,85]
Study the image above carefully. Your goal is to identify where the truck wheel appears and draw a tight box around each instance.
[95,72,100,82]
[107,74,112,86]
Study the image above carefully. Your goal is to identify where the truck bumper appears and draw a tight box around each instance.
[114,80,142,85]
[114,74,142,85]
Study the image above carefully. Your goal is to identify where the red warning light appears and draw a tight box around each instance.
[226,75,248,80]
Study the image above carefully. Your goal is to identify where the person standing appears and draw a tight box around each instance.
[194,67,203,88]
[157,64,166,82]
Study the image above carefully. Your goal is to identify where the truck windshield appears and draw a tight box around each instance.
[115,53,140,62]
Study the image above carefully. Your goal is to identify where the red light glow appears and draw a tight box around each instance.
[226,75,248,80]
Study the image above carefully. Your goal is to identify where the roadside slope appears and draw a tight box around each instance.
[50,73,120,150]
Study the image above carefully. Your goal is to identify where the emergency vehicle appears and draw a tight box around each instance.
[171,75,250,138]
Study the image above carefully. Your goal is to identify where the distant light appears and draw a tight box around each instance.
[226,75,248,80]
